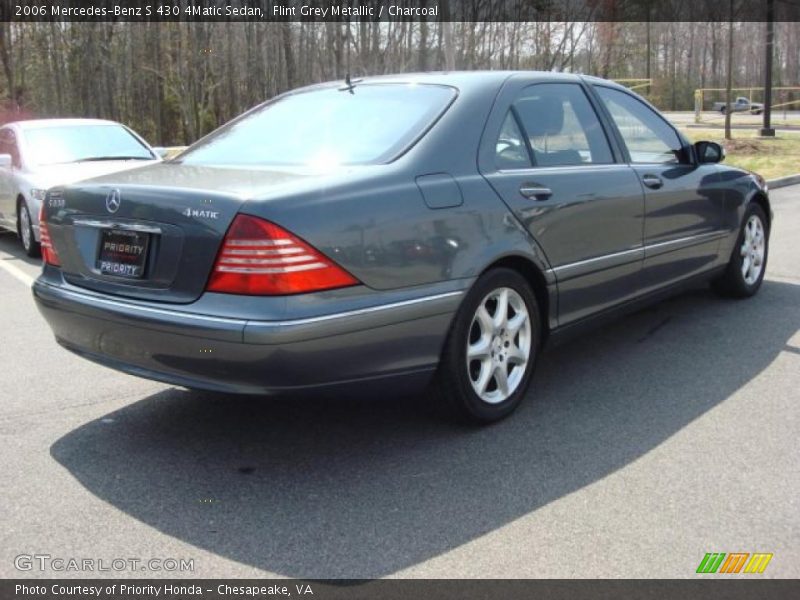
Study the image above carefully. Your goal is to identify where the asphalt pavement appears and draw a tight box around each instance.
[0,187,798,579]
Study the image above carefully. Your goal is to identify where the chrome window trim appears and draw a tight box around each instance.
[497,163,624,175]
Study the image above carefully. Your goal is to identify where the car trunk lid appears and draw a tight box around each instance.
[44,163,312,303]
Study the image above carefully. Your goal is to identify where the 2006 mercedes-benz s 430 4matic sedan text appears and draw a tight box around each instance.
[34,72,772,423]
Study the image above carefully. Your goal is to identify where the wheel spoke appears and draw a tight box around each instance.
[493,364,509,396]
[507,312,528,336]
[475,361,493,395]
[468,335,491,360]
[475,305,493,335]
[492,289,509,330]
[507,345,527,365]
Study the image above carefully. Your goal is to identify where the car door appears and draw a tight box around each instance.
[0,127,17,228]
[479,76,646,326]
[591,85,726,293]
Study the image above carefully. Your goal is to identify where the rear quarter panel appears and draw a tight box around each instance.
[239,76,553,293]
[715,165,771,260]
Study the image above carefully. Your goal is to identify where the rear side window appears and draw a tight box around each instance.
[509,83,614,167]
[180,84,456,167]
[595,86,683,164]
[495,112,531,170]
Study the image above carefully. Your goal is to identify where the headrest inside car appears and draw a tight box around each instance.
[516,96,565,137]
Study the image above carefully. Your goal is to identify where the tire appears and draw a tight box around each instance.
[720,106,727,114]
[17,199,41,258]
[712,204,769,298]
[431,268,542,424]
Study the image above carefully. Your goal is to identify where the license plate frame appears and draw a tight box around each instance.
[96,228,150,279]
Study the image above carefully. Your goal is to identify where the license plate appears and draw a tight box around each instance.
[96,229,150,279]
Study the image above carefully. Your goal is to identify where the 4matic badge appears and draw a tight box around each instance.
[182,207,219,220]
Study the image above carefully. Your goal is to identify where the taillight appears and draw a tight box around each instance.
[38,205,61,266]
[206,214,359,295]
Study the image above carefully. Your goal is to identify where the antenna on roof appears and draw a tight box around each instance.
[339,72,363,94]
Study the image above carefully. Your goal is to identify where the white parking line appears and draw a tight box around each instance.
[0,252,36,288]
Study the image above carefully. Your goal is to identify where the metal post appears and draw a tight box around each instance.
[760,0,776,137]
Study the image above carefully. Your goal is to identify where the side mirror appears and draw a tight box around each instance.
[152,147,169,159]
[695,141,725,164]
[0,153,11,168]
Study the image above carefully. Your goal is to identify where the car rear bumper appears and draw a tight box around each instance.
[33,277,465,396]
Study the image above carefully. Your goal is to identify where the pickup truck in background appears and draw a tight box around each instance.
[713,96,765,114]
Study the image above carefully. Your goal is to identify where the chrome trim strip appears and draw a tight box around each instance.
[72,219,163,234]
[548,231,726,275]
[263,291,464,327]
[550,246,643,275]
[644,231,725,253]
[36,282,463,329]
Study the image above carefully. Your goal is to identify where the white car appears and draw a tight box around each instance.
[0,119,162,256]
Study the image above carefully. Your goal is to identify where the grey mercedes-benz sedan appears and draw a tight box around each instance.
[34,71,771,423]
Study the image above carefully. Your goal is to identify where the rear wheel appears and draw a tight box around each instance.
[432,268,541,424]
[17,199,40,258]
[712,204,768,298]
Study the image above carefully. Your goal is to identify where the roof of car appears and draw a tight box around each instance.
[293,70,629,96]
[5,118,121,130]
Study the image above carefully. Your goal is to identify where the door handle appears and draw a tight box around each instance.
[519,184,553,200]
[642,174,663,189]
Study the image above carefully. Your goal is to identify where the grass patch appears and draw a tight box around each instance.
[679,128,800,180]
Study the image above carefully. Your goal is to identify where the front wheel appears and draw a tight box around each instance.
[431,268,541,424]
[712,204,769,298]
[18,200,41,258]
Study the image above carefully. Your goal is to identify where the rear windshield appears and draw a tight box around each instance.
[23,124,154,165]
[179,83,456,167]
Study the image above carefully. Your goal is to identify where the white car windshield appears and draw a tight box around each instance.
[24,124,154,166]
[179,83,456,167]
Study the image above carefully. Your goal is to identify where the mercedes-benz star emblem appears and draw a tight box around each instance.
[105,189,121,214]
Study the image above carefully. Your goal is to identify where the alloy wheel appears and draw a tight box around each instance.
[740,214,766,285]
[466,287,532,404]
[20,205,32,252]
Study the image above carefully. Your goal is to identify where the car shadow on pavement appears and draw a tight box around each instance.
[51,280,800,578]
[0,230,41,268]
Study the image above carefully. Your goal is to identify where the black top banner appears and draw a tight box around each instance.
[3,0,800,23]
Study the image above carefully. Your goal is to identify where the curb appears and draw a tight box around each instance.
[767,174,800,189]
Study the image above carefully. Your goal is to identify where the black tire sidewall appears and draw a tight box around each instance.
[442,268,541,423]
